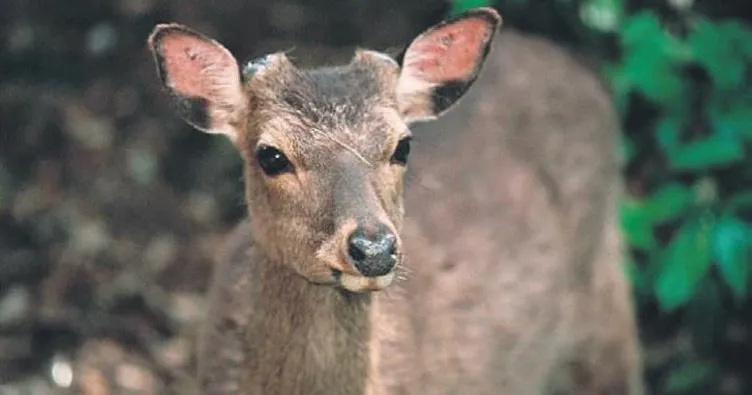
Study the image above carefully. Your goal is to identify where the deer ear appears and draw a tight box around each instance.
[396,8,501,124]
[148,24,246,141]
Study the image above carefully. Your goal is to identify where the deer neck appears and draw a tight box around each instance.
[243,247,379,395]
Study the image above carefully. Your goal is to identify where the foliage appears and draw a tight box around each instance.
[449,0,752,393]
[449,0,494,15]
[604,12,751,395]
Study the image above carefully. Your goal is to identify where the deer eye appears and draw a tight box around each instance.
[255,145,294,176]
[390,137,411,165]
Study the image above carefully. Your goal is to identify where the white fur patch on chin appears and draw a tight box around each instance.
[340,271,396,293]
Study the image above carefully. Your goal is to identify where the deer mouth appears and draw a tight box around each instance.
[331,269,396,293]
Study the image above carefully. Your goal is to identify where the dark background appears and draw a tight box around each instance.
[1,0,751,394]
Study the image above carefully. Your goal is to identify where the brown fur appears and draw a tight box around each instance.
[379,30,645,395]
[198,52,409,395]
[148,9,644,395]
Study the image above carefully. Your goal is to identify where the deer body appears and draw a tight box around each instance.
[386,30,644,394]
[148,9,644,395]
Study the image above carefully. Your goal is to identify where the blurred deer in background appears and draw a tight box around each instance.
[148,7,644,395]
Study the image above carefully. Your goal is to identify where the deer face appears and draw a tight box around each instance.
[147,8,501,293]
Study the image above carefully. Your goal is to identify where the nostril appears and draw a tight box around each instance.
[347,240,367,262]
[346,226,398,278]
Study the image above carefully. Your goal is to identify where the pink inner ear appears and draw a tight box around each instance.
[158,31,238,99]
[404,17,493,83]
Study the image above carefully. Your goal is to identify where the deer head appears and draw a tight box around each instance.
[147,8,501,293]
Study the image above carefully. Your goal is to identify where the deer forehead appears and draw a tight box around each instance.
[247,60,408,162]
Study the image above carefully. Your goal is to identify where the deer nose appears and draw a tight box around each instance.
[347,226,398,277]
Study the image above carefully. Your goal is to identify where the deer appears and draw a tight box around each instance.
[147,7,645,395]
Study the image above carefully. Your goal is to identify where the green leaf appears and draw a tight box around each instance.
[656,115,682,152]
[654,215,714,311]
[619,11,662,48]
[620,45,683,105]
[620,198,657,250]
[688,20,746,90]
[643,183,694,223]
[449,0,494,16]
[616,12,691,105]
[619,12,691,60]
[710,98,752,141]
[662,360,717,393]
[668,134,745,171]
[712,215,752,299]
